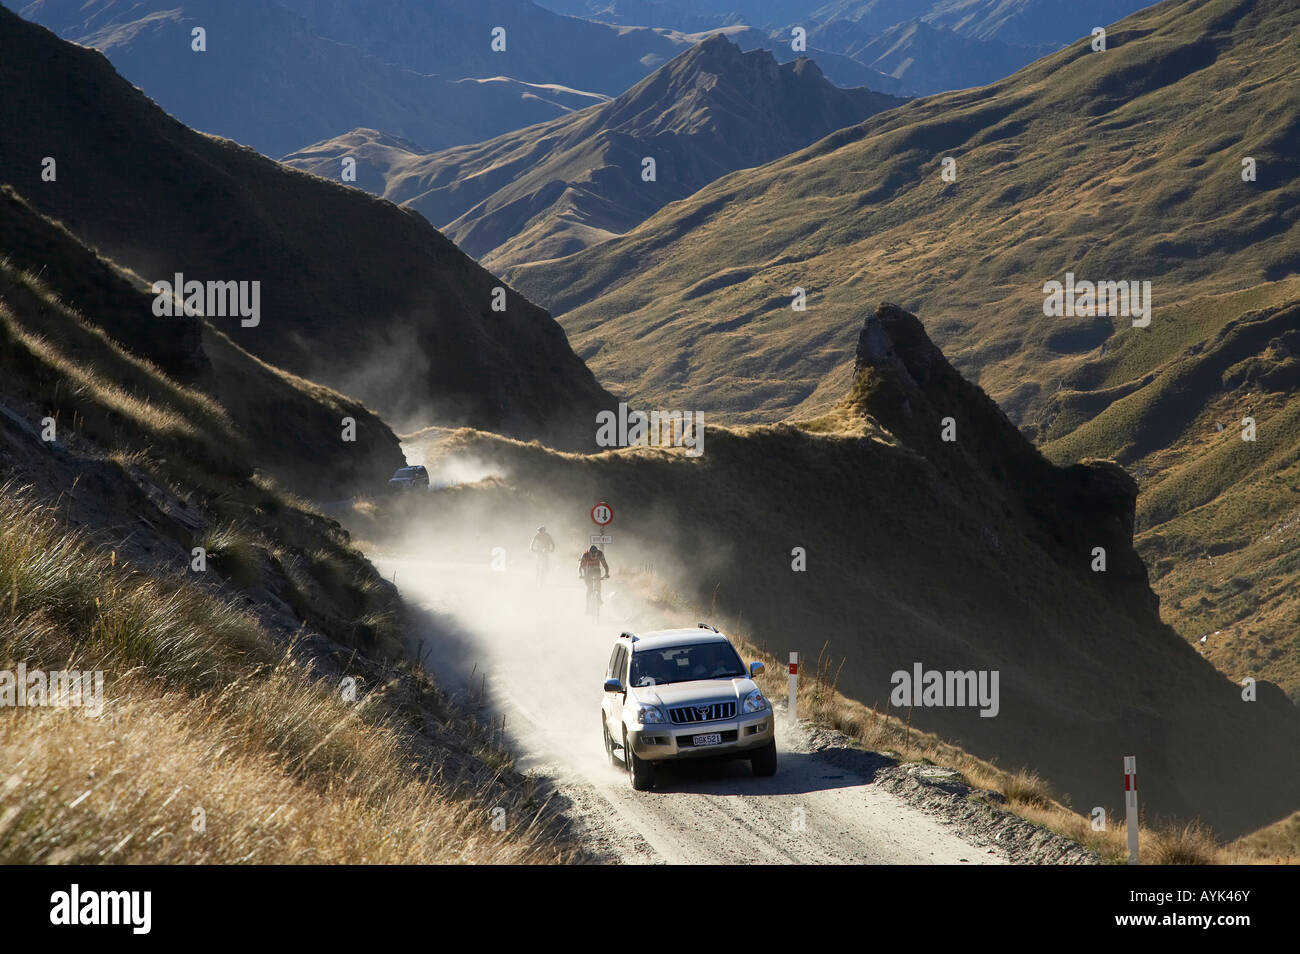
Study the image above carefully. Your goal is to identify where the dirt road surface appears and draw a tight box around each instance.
[371,552,1019,864]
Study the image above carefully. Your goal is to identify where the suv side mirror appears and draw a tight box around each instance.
[604,678,624,693]
[749,661,764,677]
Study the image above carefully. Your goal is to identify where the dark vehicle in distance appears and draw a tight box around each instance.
[388,465,429,491]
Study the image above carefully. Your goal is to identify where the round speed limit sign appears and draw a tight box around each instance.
[591,502,613,527]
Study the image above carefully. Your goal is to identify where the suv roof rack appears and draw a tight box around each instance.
[620,630,638,642]
[697,622,718,632]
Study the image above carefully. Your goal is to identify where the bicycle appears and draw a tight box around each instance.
[583,572,607,622]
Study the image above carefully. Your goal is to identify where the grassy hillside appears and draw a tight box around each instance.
[0,487,575,863]
[512,0,1299,433]
[0,186,402,501]
[361,304,1300,840]
[285,36,906,272]
[0,6,614,446]
[509,0,1300,692]
[0,191,574,864]
[0,195,406,653]
[1041,280,1300,697]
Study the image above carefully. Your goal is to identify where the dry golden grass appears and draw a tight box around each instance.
[1229,810,1300,864]
[0,486,576,864]
[0,672,559,864]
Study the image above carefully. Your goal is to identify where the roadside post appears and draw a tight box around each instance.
[1124,756,1139,864]
[788,652,799,721]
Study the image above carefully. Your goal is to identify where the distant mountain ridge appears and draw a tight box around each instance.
[544,0,1158,95]
[1,6,615,446]
[17,0,672,157]
[512,0,1299,431]
[285,35,906,272]
[806,16,1049,94]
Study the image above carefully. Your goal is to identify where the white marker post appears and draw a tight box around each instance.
[788,652,799,721]
[1124,756,1139,864]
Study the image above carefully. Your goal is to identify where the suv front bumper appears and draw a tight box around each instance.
[627,710,773,762]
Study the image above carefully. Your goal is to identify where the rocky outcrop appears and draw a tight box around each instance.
[854,302,1153,606]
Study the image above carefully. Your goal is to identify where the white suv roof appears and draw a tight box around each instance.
[620,628,730,652]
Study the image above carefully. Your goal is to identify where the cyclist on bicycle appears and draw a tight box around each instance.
[530,525,555,583]
[579,545,610,606]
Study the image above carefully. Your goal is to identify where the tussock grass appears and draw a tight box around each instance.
[999,770,1055,810]
[201,525,261,591]
[0,486,574,864]
[1148,821,1219,866]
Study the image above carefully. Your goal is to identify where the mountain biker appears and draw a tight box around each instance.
[530,526,555,584]
[579,545,610,610]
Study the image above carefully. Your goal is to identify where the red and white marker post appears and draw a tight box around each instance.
[1124,756,1139,864]
[788,652,799,721]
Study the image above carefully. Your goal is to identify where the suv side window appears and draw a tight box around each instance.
[609,645,629,685]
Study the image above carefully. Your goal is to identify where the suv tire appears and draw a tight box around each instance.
[750,739,778,777]
[624,729,655,791]
[603,719,617,767]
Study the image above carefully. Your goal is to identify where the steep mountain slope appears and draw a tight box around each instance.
[18,0,611,158]
[0,186,406,653]
[0,189,576,865]
[0,186,403,502]
[386,303,1300,839]
[0,7,614,445]
[285,36,906,272]
[1039,279,1300,698]
[512,0,1299,431]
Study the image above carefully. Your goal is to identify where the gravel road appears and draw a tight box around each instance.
[374,554,1094,865]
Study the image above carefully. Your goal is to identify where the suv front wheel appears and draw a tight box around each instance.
[624,729,655,791]
[750,739,778,777]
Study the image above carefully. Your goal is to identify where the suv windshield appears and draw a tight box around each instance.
[630,642,746,687]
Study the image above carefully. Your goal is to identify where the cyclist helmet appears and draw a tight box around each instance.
[537,526,545,532]
[588,545,599,554]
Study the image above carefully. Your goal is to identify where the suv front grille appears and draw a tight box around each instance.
[668,701,736,724]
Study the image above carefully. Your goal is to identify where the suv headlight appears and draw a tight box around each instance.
[743,689,769,713]
[628,703,667,724]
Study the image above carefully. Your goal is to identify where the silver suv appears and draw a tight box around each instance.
[601,625,777,790]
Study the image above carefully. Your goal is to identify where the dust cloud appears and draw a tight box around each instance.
[360,441,732,779]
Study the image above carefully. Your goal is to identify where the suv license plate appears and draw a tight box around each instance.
[693,733,722,746]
